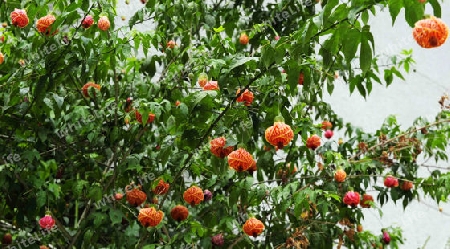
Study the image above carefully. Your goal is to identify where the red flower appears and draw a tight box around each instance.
[135,110,156,124]
[227,148,254,172]
[400,181,413,191]
[170,205,189,222]
[126,187,147,206]
[10,9,29,28]
[360,194,374,208]
[343,191,360,207]
[243,218,265,237]
[384,175,399,188]
[210,137,234,158]
[82,15,94,29]
[324,130,333,139]
[236,89,254,106]
[39,214,55,229]
[203,81,219,90]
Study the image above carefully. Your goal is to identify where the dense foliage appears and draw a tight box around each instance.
[0,0,449,248]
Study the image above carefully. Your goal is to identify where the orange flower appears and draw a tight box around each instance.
[321,121,332,130]
[210,137,234,158]
[135,110,156,124]
[360,194,374,208]
[98,16,110,31]
[334,169,347,183]
[10,9,29,28]
[306,135,321,150]
[265,122,294,150]
[413,16,448,48]
[36,14,57,35]
[227,148,254,172]
[243,218,264,237]
[126,188,147,207]
[203,81,219,90]
[236,89,254,106]
[0,52,4,65]
[152,179,170,195]
[138,207,164,227]
[170,205,189,222]
[81,82,101,98]
[183,186,204,206]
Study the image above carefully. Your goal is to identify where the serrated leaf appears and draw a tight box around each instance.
[360,35,372,73]
[109,208,123,225]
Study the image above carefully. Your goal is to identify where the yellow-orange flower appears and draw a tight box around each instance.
[126,188,147,207]
[36,14,57,35]
[236,89,254,106]
[413,16,449,48]
[98,16,110,31]
[0,53,4,65]
[183,186,204,206]
[243,218,265,237]
[265,122,294,150]
[138,207,164,227]
[227,148,254,172]
[210,137,234,158]
[10,9,29,28]
[247,159,257,174]
[81,82,101,98]
[152,179,170,195]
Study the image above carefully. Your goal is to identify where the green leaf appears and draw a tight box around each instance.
[404,1,424,27]
[342,29,361,64]
[109,208,123,225]
[388,0,404,25]
[213,26,225,33]
[36,190,47,209]
[360,33,372,73]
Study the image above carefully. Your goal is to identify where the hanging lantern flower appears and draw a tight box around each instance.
[36,14,57,36]
[360,194,374,208]
[227,148,254,172]
[152,178,170,195]
[413,16,448,48]
[138,207,164,227]
[10,9,29,28]
[343,191,360,207]
[98,16,110,31]
[236,88,254,106]
[170,205,189,222]
[183,186,204,206]
[265,116,294,150]
[126,187,147,207]
[210,137,234,158]
[243,217,265,237]
[203,189,213,201]
[39,213,55,230]
[81,82,101,98]
[203,80,219,90]
[306,135,321,150]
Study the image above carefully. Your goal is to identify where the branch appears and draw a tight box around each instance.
[349,118,450,161]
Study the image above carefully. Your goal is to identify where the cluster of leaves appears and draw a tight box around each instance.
[0,0,449,248]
